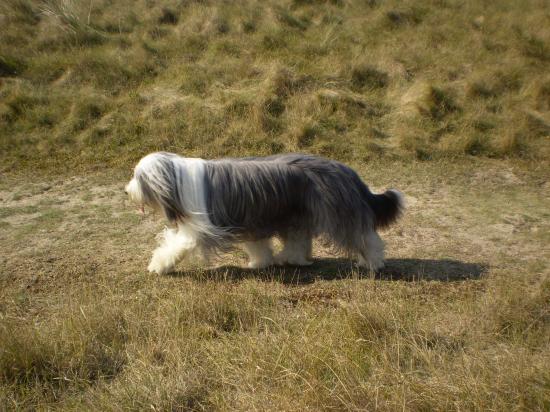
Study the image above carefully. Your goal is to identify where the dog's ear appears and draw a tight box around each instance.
[158,193,185,223]
[135,155,188,224]
[159,161,187,223]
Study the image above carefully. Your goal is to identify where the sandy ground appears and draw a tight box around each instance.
[1,160,548,297]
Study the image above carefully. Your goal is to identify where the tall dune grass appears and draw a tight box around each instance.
[0,0,548,172]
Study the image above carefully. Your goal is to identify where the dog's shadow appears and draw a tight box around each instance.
[170,258,487,284]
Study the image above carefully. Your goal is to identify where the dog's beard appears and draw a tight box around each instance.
[125,178,146,214]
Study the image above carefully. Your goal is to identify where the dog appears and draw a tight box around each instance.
[125,152,403,275]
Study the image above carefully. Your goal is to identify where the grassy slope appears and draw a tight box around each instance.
[0,0,549,172]
[0,0,549,410]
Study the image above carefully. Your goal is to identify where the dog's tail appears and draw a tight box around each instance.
[369,189,404,229]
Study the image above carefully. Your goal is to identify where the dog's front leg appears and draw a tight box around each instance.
[148,227,197,275]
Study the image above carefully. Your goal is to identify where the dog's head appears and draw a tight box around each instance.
[124,176,145,213]
[125,153,186,222]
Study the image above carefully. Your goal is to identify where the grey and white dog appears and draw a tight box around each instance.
[125,152,403,274]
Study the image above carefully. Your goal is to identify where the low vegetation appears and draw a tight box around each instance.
[0,0,549,172]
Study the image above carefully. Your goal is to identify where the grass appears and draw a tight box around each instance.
[0,0,549,410]
[1,160,549,410]
[0,0,549,173]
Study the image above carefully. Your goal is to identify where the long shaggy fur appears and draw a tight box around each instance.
[126,152,403,274]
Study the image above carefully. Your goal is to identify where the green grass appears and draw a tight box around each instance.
[0,0,549,173]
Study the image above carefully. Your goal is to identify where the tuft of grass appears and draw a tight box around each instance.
[158,8,178,25]
[68,94,110,133]
[428,87,459,119]
[534,80,550,111]
[399,82,459,120]
[467,70,522,99]
[350,64,389,91]
[483,278,550,347]
[4,0,41,25]
[261,28,288,51]
[0,300,128,396]
[262,95,286,117]
[293,121,321,148]
[68,50,157,94]
[275,6,309,31]
[0,55,26,77]
[385,6,425,28]
[40,0,106,46]
[516,29,550,62]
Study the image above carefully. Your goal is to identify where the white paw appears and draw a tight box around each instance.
[147,256,174,275]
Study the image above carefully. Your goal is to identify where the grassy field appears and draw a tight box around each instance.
[1,0,549,410]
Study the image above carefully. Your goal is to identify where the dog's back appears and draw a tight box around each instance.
[205,154,403,250]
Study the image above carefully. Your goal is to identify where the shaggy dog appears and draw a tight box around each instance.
[125,152,403,275]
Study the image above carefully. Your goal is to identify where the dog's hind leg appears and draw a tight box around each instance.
[148,227,196,275]
[242,239,274,269]
[357,230,385,271]
[275,231,313,266]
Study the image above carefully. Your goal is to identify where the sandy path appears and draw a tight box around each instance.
[0,161,548,297]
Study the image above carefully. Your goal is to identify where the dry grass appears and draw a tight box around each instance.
[0,0,549,172]
[1,0,549,410]
[1,160,549,410]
